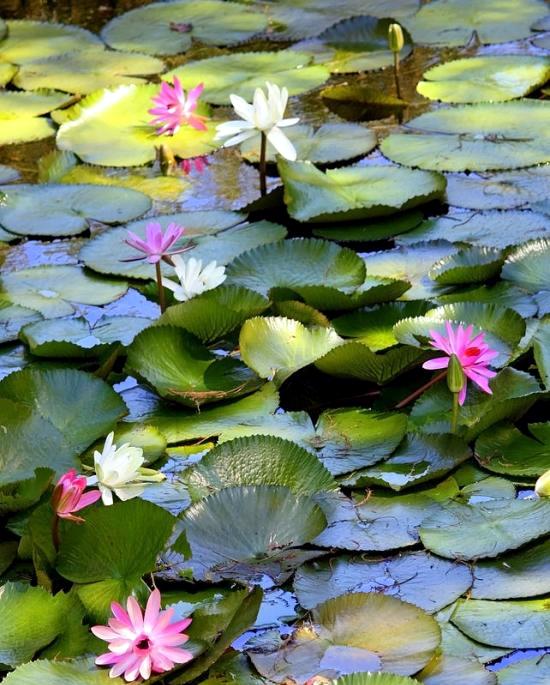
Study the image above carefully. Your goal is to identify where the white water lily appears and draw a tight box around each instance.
[215,81,300,160]
[87,432,165,506]
[163,255,226,302]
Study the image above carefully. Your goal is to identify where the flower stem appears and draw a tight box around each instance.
[52,516,60,552]
[395,370,447,409]
[94,344,121,380]
[155,261,166,313]
[450,392,460,434]
[393,52,401,99]
[259,131,267,197]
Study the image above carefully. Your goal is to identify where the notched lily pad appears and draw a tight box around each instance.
[475,422,550,477]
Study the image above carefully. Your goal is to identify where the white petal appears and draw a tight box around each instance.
[266,127,297,161]
[230,94,255,122]
[114,485,145,501]
[277,117,300,128]
[100,486,114,506]
[253,87,271,129]
[221,129,258,148]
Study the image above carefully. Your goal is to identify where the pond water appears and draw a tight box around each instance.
[1,1,549,684]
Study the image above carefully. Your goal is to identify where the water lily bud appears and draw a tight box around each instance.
[388,23,405,52]
[535,469,550,497]
[447,353,465,394]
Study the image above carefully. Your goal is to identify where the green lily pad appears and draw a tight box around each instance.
[182,485,327,581]
[381,100,550,172]
[56,83,218,166]
[419,498,550,560]
[0,87,65,145]
[14,47,166,94]
[417,55,550,103]
[1,114,54,147]
[0,183,150,237]
[239,316,343,385]
[417,654,496,685]
[436,283,538,319]
[313,480,458,551]
[165,50,330,105]
[20,315,151,357]
[0,265,128,317]
[312,210,424,242]
[158,285,269,343]
[340,433,471,491]
[534,318,550,388]
[502,238,550,292]
[294,551,472,613]
[278,159,445,222]
[126,324,261,407]
[240,123,377,164]
[496,654,550,685]
[0,20,102,64]
[292,15,412,74]
[429,247,504,285]
[471,539,550,599]
[0,302,42,344]
[398,209,550,249]
[451,599,550,649]
[0,367,126,485]
[249,592,440,680]
[321,84,407,121]
[403,0,548,46]
[475,422,550,477]
[410,368,541,440]
[2,660,114,685]
[81,213,285,279]
[101,0,268,55]
[0,583,88,668]
[186,435,336,500]
[445,168,550,210]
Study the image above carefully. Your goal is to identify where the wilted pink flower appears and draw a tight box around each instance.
[180,155,209,175]
[149,78,207,135]
[92,590,193,682]
[125,221,184,264]
[423,321,498,405]
[51,469,101,523]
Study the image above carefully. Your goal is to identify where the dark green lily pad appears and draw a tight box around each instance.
[321,84,406,121]
[182,485,327,581]
[420,498,550,560]
[502,238,550,292]
[101,0,268,55]
[475,422,550,477]
[417,55,550,103]
[312,210,424,242]
[294,551,472,613]
[278,159,445,222]
[0,183,151,237]
[381,100,550,172]
[127,325,261,408]
[429,247,504,285]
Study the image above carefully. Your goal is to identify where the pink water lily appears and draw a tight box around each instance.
[423,321,498,405]
[51,469,101,523]
[92,589,193,682]
[180,155,209,175]
[125,221,185,264]
[149,78,207,135]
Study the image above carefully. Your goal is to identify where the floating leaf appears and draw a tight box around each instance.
[429,247,504,285]
[436,283,538,319]
[0,183,150,237]
[496,654,550,685]
[398,209,550,249]
[533,318,550,388]
[56,84,218,166]
[278,159,445,222]
[501,238,550,292]
[294,551,472,613]
[239,316,343,385]
[0,61,16,86]
[417,55,550,103]
[381,100,550,172]
[0,20,102,64]
[186,435,336,500]
[0,265,128,317]
[0,302,42,344]
[249,593,440,680]
[420,498,550,560]
[471,539,550,599]
[241,123,377,164]
[2,660,114,685]
[321,84,406,121]
[403,0,548,46]
[0,89,70,145]
[14,47,166,94]
[81,213,285,279]
[165,51,329,105]
[451,599,550,648]
[417,654,496,685]
[475,422,550,477]
[101,0,268,55]
[312,210,424,242]
[20,315,151,357]
[182,485,327,581]
[292,16,412,74]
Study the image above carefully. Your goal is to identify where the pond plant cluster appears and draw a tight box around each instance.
[0,0,550,683]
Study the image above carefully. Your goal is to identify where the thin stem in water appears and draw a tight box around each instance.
[259,131,267,197]
[395,370,447,409]
[450,392,460,433]
[155,260,166,313]
[393,52,401,99]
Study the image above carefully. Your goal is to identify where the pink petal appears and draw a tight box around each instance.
[422,357,450,370]
[139,654,152,680]
[186,115,207,131]
[71,489,101,511]
[458,383,467,406]
[155,633,189,647]
[144,589,161,632]
[428,329,451,354]
[464,368,493,394]
[445,321,457,352]
[126,596,144,633]
[158,646,194,664]
[96,652,123,666]
[91,625,120,641]
[187,82,204,107]
[111,602,132,629]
